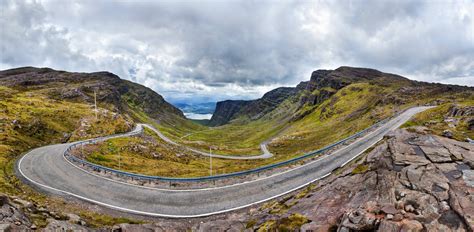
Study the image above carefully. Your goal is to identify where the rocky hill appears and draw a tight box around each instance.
[0,67,184,122]
[209,66,472,126]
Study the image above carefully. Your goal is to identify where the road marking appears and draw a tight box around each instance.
[62,144,334,192]
[17,106,432,217]
[18,153,331,218]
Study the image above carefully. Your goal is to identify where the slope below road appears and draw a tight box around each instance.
[16,107,431,217]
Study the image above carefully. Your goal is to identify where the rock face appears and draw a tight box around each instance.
[449,105,474,117]
[208,100,251,126]
[0,195,32,231]
[107,129,474,231]
[0,67,184,121]
[327,130,474,231]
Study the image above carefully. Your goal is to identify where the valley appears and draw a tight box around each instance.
[1,66,473,230]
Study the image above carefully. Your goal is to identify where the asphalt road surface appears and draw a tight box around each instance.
[16,106,431,217]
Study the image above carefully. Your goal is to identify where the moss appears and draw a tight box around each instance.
[278,213,310,231]
[257,220,276,231]
[257,214,310,231]
[78,212,142,228]
[294,184,316,199]
[352,164,369,174]
[246,219,257,229]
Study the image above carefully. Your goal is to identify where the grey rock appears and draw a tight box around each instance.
[442,130,453,138]
[44,219,89,231]
[0,223,11,232]
[462,170,474,187]
[419,145,452,163]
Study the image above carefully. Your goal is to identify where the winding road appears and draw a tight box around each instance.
[142,124,273,159]
[16,106,431,218]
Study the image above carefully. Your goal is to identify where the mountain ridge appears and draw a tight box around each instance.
[0,66,185,122]
[209,66,473,126]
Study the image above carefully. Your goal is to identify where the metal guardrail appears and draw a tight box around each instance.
[64,114,395,183]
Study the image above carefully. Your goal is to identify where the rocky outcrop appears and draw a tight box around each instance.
[233,129,473,231]
[0,194,33,230]
[0,194,95,231]
[449,105,474,117]
[330,129,474,231]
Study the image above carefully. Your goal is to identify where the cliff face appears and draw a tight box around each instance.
[209,87,299,126]
[0,67,184,121]
[208,100,251,126]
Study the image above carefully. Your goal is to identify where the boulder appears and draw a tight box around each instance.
[400,219,423,232]
[44,219,88,231]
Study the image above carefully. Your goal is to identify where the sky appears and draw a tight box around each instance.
[1,0,473,104]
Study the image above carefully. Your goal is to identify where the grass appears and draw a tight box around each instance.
[257,213,310,231]
[76,83,420,177]
[268,83,397,156]
[82,128,281,177]
[402,99,474,141]
[351,164,369,174]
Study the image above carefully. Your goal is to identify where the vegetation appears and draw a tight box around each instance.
[352,164,369,174]
[402,99,474,141]
[257,213,310,231]
[0,85,139,227]
[82,128,282,177]
[80,81,473,177]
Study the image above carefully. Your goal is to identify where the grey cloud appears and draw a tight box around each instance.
[1,0,473,103]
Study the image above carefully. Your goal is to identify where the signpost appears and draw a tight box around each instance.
[209,146,212,176]
[94,90,98,120]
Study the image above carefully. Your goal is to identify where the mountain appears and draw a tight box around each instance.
[0,67,184,123]
[0,66,187,183]
[209,66,471,126]
[1,65,473,230]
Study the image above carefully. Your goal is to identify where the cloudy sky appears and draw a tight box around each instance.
[1,0,473,104]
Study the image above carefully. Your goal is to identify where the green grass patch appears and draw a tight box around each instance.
[352,164,369,174]
[402,99,474,141]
